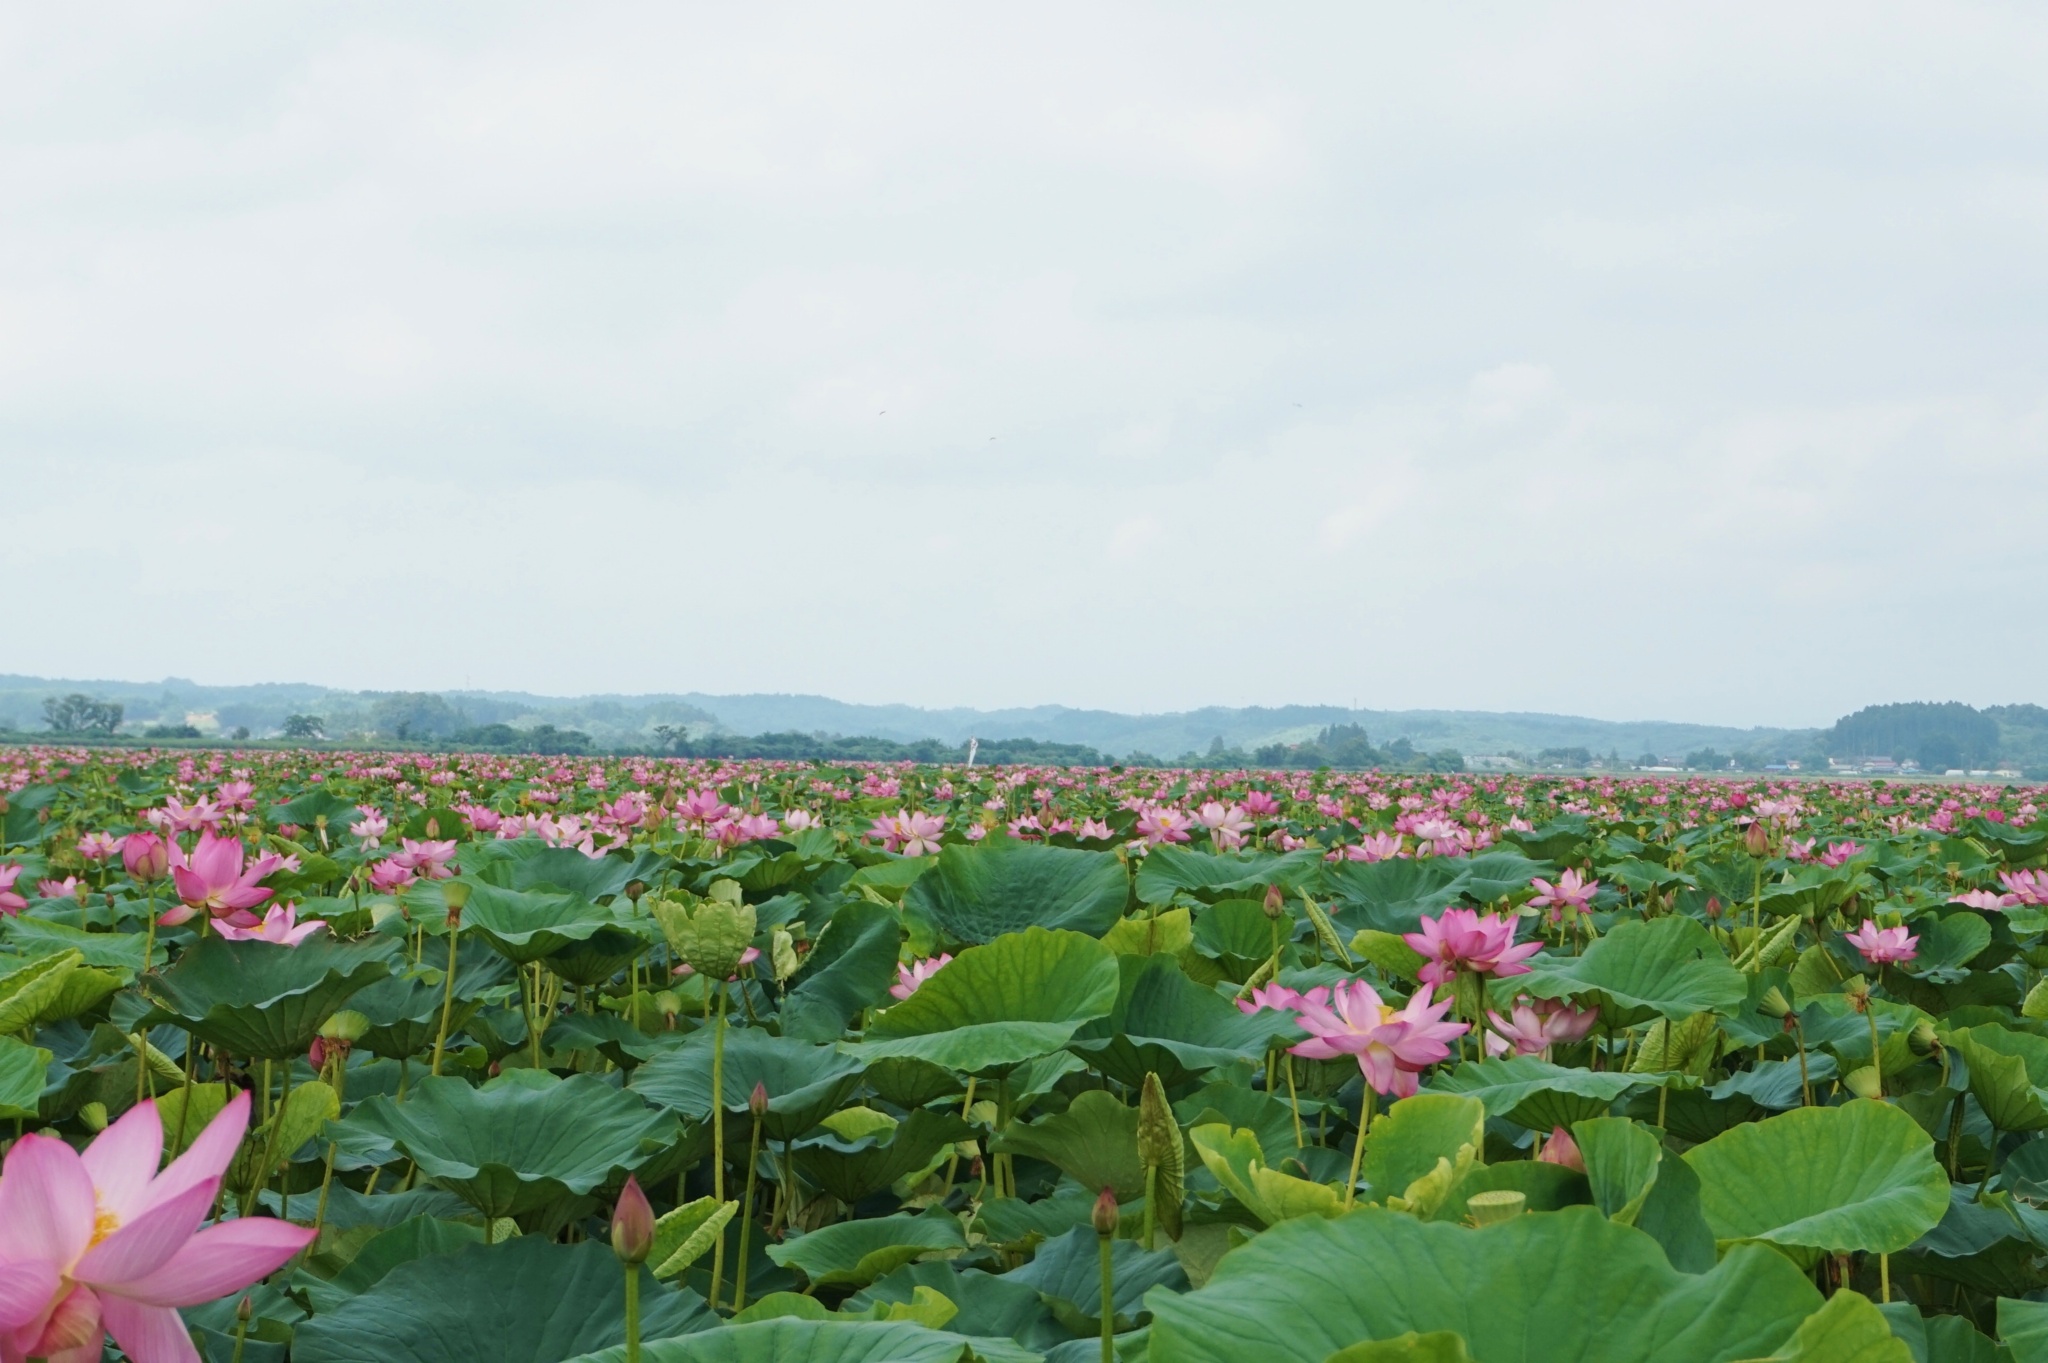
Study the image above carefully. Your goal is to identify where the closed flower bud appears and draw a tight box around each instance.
[611,1175,654,1264]
[1262,884,1285,920]
[749,1081,769,1119]
[122,831,170,883]
[236,1296,253,1324]
[1091,1186,1119,1238]
[1744,822,1770,858]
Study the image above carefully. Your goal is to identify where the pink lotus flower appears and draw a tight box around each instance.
[0,865,24,917]
[1845,920,1918,966]
[36,877,85,903]
[2001,869,2048,907]
[76,832,122,862]
[352,811,390,849]
[1526,868,1598,922]
[1134,807,1194,847]
[890,954,953,1001]
[1483,1002,1551,1057]
[781,809,820,832]
[1818,841,1863,869]
[368,859,418,895]
[1529,995,1600,1044]
[163,831,275,928]
[1403,908,1542,987]
[1235,982,1330,1017]
[1953,888,2017,911]
[1195,803,1252,850]
[1537,1126,1585,1171]
[1242,791,1281,820]
[675,788,733,828]
[213,903,327,946]
[1077,818,1113,841]
[120,832,170,884]
[388,838,458,880]
[0,1091,314,1363]
[869,810,944,856]
[149,796,225,836]
[1290,977,1468,1098]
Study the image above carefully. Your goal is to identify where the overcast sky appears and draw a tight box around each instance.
[4,3,2045,728]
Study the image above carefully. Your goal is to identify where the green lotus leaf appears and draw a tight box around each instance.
[1320,858,1472,935]
[291,1237,709,1363]
[862,1055,965,1108]
[465,840,667,901]
[1947,1024,2048,1133]
[1999,1297,2048,1363]
[1767,1291,1912,1363]
[1684,1100,1949,1255]
[462,883,621,964]
[544,925,649,987]
[340,1073,677,1220]
[140,935,393,1059]
[858,927,1119,1073]
[649,1196,736,1280]
[1326,1334,1476,1363]
[348,944,509,1060]
[1879,1303,2005,1363]
[1134,846,1323,906]
[903,839,1129,943]
[992,1088,1146,1200]
[1144,1205,1828,1363]
[1437,1161,1590,1223]
[567,1319,991,1363]
[779,899,903,1042]
[1006,1224,1186,1335]
[1191,1122,1344,1225]
[1570,1116,1662,1225]
[631,1025,863,1143]
[294,1215,486,1314]
[1360,1094,1486,1217]
[0,949,82,1032]
[1424,1056,1652,1131]
[795,1107,975,1206]
[0,1034,50,1120]
[6,916,154,971]
[767,1213,968,1288]
[1515,916,1746,1023]
[1069,953,1301,1088]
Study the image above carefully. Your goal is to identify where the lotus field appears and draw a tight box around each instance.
[5,750,2048,1362]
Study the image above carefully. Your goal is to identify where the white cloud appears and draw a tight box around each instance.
[3,3,2048,727]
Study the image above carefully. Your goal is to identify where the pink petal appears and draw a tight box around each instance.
[115,1219,315,1308]
[134,1092,248,1217]
[0,1133,96,1267]
[81,1101,165,1222]
[99,1294,200,1363]
[0,1257,60,1331]
[72,1180,218,1288]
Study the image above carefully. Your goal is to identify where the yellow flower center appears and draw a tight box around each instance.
[88,1196,121,1249]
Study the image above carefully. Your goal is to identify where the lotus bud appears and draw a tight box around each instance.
[1744,822,1770,857]
[1757,987,1791,1019]
[1843,1066,1883,1100]
[1262,884,1285,920]
[309,1036,331,1070]
[750,1081,769,1120]
[624,879,647,904]
[122,830,170,883]
[1465,1189,1525,1226]
[236,1296,253,1325]
[78,1101,109,1132]
[1091,1186,1120,1238]
[611,1175,654,1264]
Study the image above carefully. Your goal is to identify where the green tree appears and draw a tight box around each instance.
[42,694,123,734]
[281,714,326,740]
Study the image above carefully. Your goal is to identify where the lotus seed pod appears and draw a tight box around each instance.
[1758,986,1791,1019]
[79,1101,109,1132]
[1466,1189,1526,1226]
[1842,1065,1882,1100]
[321,1009,370,1043]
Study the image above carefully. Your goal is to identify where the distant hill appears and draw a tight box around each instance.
[0,672,1818,763]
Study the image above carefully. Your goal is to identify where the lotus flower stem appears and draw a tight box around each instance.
[229,1296,253,1363]
[141,884,158,975]
[941,1076,977,1193]
[708,988,728,1311]
[1866,1008,1884,1097]
[244,1059,294,1218]
[1283,1053,1304,1151]
[1342,1087,1378,1212]
[1879,1251,1890,1303]
[734,1106,764,1311]
[173,1043,198,1153]
[1097,1213,1116,1363]
[430,915,461,1077]
[1947,1096,1965,1179]
[622,1265,641,1363]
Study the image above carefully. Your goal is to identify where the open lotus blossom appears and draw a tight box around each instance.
[868,810,944,857]
[163,830,275,928]
[76,831,122,862]
[212,902,327,946]
[674,788,733,827]
[1236,982,1331,1017]
[1818,840,1864,868]
[1195,802,1252,849]
[0,1090,315,1363]
[0,865,24,917]
[1241,790,1281,819]
[1290,977,1467,1098]
[1403,908,1543,987]
[1845,920,1918,966]
[353,811,390,848]
[1526,868,1598,922]
[890,953,953,1000]
[1483,1002,1552,1057]
[1133,806,1194,846]
[2001,869,2048,906]
[1077,817,1113,840]
[780,808,820,831]
[1952,888,2017,911]
[1537,1126,1585,1172]
[387,838,458,880]
[37,877,85,902]
[148,796,224,836]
